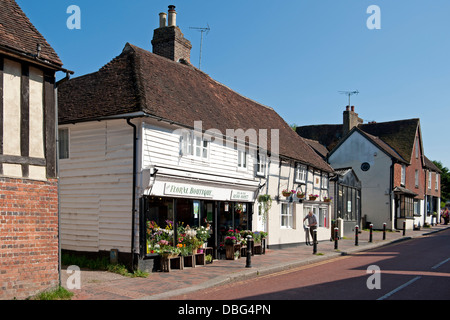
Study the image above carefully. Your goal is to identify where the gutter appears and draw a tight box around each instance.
[126,118,138,270]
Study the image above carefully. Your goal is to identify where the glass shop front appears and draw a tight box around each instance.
[140,192,254,259]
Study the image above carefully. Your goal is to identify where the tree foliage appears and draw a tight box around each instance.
[432,160,450,203]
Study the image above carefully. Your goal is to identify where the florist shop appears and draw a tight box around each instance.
[139,181,258,270]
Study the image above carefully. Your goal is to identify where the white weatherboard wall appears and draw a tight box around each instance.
[59,120,134,253]
[328,131,392,230]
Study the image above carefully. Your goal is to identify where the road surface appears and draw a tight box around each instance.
[170,228,450,300]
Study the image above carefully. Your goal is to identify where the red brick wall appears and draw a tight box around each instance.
[0,177,59,300]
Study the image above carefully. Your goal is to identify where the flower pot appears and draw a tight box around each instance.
[225,244,235,260]
[309,196,317,201]
[282,192,292,197]
[296,193,305,199]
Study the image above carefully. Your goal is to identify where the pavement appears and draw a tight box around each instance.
[62,224,450,300]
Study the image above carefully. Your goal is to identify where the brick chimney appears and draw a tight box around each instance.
[343,105,363,136]
[151,5,192,63]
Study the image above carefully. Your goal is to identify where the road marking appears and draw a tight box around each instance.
[431,257,450,270]
[377,276,422,300]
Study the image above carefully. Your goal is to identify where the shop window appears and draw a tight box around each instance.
[399,195,414,218]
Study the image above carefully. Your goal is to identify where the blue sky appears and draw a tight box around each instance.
[17,0,450,168]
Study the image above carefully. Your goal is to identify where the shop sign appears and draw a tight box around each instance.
[164,183,214,198]
[230,190,253,201]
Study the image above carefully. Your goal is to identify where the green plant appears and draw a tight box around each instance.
[258,194,272,222]
[205,254,213,263]
[31,286,74,300]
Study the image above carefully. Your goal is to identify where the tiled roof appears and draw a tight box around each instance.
[58,43,333,172]
[297,118,421,165]
[424,156,442,173]
[0,0,62,66]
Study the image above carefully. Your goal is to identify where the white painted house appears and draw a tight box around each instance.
[57,6,333,269]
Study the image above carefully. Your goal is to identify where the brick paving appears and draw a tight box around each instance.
[63,224,450,300]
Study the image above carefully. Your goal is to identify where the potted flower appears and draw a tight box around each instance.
[309,194,319,201]
[224,235,237,260]
[195,226,211,248]
[282,189,295,197]
[323,196,333,203]
[235,203,244,214]
[296,191,305,199]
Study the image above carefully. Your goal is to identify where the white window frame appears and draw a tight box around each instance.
[281,203,294,229]
[304,204,328,228]
[401,165,406,186]
[256,152,266,177]
[295,164,307,183]
[415,139,419,159]
[237,150,247,170]
[181,131,209,160]
[415,170,419,188]
[321,173,328,190]
[428,171,432,189]
[436,173,439,190]
[58,128,69,160]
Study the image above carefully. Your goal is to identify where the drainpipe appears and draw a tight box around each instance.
[126,118,137,270]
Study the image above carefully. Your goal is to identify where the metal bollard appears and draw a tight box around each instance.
[313,229,317,254]
[369,224,373,243]
[334,227,339,250]
[403,221,406,236]
[383,223,386,240]
[355,225,359,246]
[245,235,252,268]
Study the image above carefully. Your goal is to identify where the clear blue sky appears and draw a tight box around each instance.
[17,0,450,168]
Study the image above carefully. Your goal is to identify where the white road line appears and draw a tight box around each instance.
[432,257,450,270]
[377,276,422,300]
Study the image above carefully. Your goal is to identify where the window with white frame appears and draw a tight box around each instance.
[295,164,307,183]
[238,150,247,169]
[436,173,439,190]
[321,173,328,189]
[415,170,419,187]
[281,203,294,229]
[256,152,266,176]
[401,165,406,186]
[58,128,69,159]
[304,205,328,228]
[181,131,209,160]
[428,171,432,189]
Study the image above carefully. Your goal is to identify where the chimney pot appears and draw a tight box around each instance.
[159,12,167,28]
[351,106,355,112]
[168,5,177,27]
[346,106,350,111]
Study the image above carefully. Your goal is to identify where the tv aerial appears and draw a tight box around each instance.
[189,24,210,70]
[339,90,359,107]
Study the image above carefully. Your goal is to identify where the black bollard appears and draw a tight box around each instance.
[403,221,406,236]
[334,227,339,250]
[313,229,317,254]
[369,224,373,243]
[245,235,252,268]
[383,223,386,240]
[355,225,359,246]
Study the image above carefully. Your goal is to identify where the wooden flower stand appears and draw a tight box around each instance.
[160,255,183,272]
[194,253,205,266]
[183,255,195,268]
